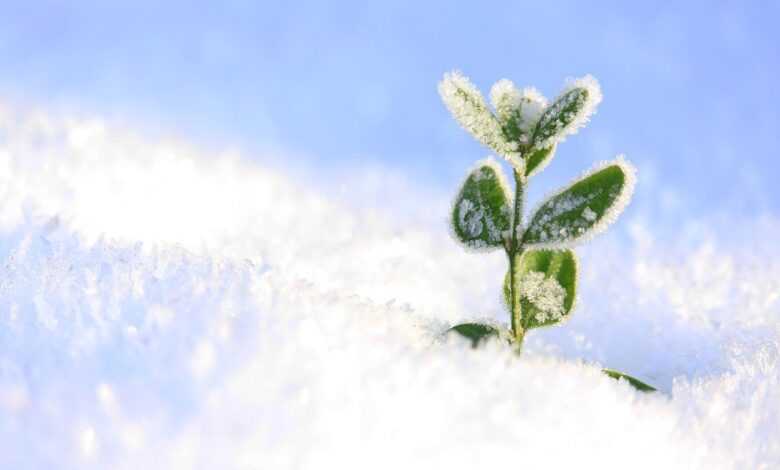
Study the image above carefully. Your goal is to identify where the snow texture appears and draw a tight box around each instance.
[1,102,780,469]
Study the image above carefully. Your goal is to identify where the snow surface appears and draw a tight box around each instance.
[1,103,779,469]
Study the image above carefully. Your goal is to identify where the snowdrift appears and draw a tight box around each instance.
[0,103,778,469]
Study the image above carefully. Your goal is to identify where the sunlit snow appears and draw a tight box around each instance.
[1,102,779,469]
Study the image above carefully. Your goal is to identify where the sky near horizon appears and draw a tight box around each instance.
[1,1,778,225]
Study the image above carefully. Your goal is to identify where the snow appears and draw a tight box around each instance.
[518,271,566,322]
[489,79,548,147]
[1,102,779,469]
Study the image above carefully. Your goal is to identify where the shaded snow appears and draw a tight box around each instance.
[1,103,779,469]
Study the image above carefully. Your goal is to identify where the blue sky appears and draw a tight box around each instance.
[1,1,778,223]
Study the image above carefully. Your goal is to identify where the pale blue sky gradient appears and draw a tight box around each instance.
[1,1,778,223]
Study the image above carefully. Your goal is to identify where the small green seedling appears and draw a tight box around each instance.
[440,71,655,392]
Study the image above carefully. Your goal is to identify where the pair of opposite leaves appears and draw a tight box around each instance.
[444,72,641,365]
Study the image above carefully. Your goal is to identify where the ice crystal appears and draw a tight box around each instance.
[531,75,602,151]
[517,88,548,135]
[490,79,523,126]
[490,79,549,148]
[518,271,566,322]
[439,71,521,165]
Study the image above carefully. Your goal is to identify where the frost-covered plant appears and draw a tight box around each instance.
[441,71,654,391]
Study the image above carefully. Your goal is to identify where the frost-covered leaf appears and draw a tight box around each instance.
[524,145,556,177]
[523,158,636,248]
[447,323,501,348]
[602,369,657,392]
[490,79,523,132]
[451,159,512,250]
[530,75,602,151]
[504,249,577,328]
[439,71,520,162]
[489,80,548,146]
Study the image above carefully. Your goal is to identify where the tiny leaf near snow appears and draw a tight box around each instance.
[447,323,502,348]
[504,249,577,328]
[523,159,636,249]
[451,159,512,251]
[602,369,657,392]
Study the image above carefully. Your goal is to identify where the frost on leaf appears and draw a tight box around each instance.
[451,159,512,251]
[523,158,636,249]
[504,249,577,328]
[518,272,566,323]
[489,80,548,146]
[524,145,556,178]
[490,79,523,130]
[439,71,521,164]
[530,75,602,151]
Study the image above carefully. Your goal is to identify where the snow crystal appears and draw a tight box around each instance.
[489,79,549,149]
[518,271,566,322]
[489,79,522,125]
[516,87,548,132]
[439,71,522,166]
[457,198,483,236]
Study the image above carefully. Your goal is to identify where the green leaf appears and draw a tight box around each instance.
[447,323,501,348]
[524,145,556,177]
[602,369,657,392]
[531,88,588,147]
[523,160,636,248]
[490,80,549,149]
[504,249,577,329]
[451,160,512,250]
[530,76,601,150]
[490,79,524,140]
[439,71,519,159]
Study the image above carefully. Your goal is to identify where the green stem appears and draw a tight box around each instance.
[508,168,526,346]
